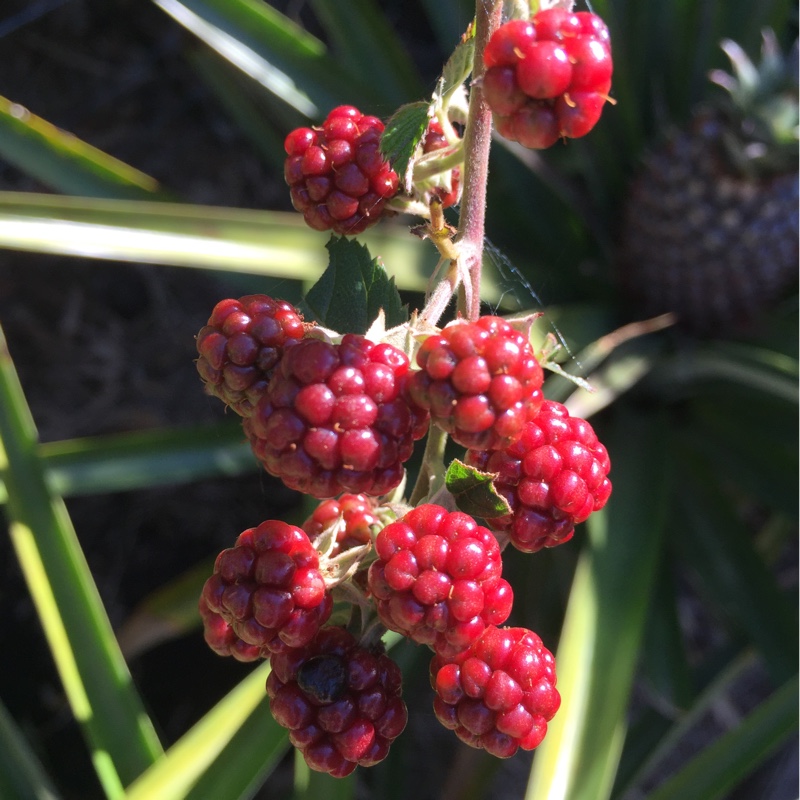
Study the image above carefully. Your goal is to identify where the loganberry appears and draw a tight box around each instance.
[406,316,544,451]
[195,294,306,417]
[430,625,560,757]
[466,399,612,552]
[266,626,408,777]
[483,10,613,148]
[201,520,333,654]
[284,106,400,235]
[244,333,429,498]
[367,504,513,659]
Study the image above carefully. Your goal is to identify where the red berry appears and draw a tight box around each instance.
[303,493,387,556]
[244,334,429,498]
[483,11,613,148]
[198,595,263,662]
[200,520,332,654]
[407,316,544,451]
[266,626,407,776]
[195,294,307,417]
[367,504,514,659]
[283,107,399,235]
[466,400,612,553]
[430,625,560,757]
[421,120,462,209]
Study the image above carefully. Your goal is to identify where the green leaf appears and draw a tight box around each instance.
[0,193,437,292]
[0,697,61,800]
[309,0,423,107]
[302,236,407,334]
[124,661,286,800]
[0,96,161,199]
[380,101,431,186]
[445,459,511,519]
[438,31,475,107]
[0,325,163,793]
[526,409,671,800]
[643,677,798,800]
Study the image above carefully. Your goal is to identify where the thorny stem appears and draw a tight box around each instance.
[454,0,503,323]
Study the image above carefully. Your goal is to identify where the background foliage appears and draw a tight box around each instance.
[0,0,796,798]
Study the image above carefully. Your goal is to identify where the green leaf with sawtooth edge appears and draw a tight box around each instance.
[380,101,431,186]
[446,459,511,519]
[302,236,407,334]
[438,31,474,106]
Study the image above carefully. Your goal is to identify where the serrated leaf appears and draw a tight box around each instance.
[446,459,511,519]
[438,31,475,107]
[302,236,407,334]
[380,102,432,189]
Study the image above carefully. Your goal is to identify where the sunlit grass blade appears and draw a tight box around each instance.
[0,192,436,289]
[310,0,424,106]
[525,410,670,800]
[642,677,798,800]
[124,661,286,800]
[0,96,161,199]
[151,0,367,116]
[0,325,163,793]
[0,697,61,800]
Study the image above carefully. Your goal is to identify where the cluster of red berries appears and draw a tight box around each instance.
[196,292,612,775]
[483,9,613,149]
[284,105,400,235]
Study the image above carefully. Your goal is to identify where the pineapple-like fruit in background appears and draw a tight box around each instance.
[619,31,798,334]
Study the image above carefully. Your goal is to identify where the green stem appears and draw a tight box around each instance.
[408,424,449,507]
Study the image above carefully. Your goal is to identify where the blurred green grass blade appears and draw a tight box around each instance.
[42,420,254,497]
[0,192,436,290]
[152,0,367,115]
[643,677,798,800]
[0,96,161,199]
[0,697,61,800]
[293,753,355,800]
[0,325,163,791]
[310,0,423,106]
[526,410,670,800]
[675,452,798,683]
[124,661,286,800]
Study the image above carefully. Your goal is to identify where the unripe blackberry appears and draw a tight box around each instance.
[303,493,385,557]
[367,504,513,659]
[244,334,429,499]
[201,520,332,654]
[266,626,408,777]
[406,316,544,451]
[421,120,462,209]
[466,399,612,553]
[198,596,263,662]
[196,294,306,417]
[284,106,400,235]
[483,11,613,149]
[430,625,560,757]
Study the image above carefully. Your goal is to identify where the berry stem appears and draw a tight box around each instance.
[408,423,449,507]
[454,0,503,323]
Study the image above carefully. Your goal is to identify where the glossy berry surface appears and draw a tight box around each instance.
[466,399,612,552]
[244,334,429,498]
[406,316,544,451]
[284,106,400,235]
[201,520,332,654]
[430,625,560,757]
[303,493,385,557]
[367,504,514,659]
[483,10,613,148]
[198,595,263,662]
[195,294,306,417]
[266,626,408,777]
